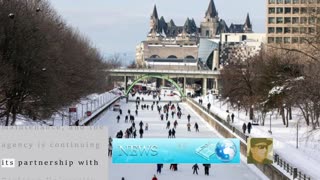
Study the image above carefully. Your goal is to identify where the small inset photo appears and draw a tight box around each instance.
[247,138,273,164]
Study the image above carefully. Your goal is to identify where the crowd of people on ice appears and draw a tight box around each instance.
[109,92,213,179]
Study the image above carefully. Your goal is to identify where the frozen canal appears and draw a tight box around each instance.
[94,94,265,180]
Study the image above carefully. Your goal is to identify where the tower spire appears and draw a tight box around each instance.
[205,0,218,18]
[151,4,158,19]
[244,13,252,29]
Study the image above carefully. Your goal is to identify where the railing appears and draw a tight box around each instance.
[274,153,311,180]
[187,97,313,180]
[108,69,220,75]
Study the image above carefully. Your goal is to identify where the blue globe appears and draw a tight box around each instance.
[215,139,237,162]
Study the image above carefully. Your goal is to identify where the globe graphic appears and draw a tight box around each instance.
[215,139,237,162]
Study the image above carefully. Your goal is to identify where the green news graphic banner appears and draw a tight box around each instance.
[0,126,108,180]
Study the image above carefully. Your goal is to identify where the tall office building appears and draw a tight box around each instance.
[267,0,320,44]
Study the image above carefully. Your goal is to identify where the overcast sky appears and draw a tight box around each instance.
[50,0,265,56]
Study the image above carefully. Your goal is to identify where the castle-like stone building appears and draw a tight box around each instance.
[136,0,253,70]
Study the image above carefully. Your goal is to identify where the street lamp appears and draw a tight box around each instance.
[237,100,240,118]
[268,110,274,134]
[251,105,254,122]
[219,94,222,108]
[226,97,230,111]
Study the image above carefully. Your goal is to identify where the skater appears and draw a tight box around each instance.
[139,128,144,138]
[139,120,144,129]
[192,163,199,175]
[135,109,138,116]
[173,120,178,128]
[242,123,247,134]
[187,114,191,122]
[147,105,149,110]
[108,143,112,157]
[128,109,130,114]
[171,128,176,138]
[166,121,171,129]
[121,177,125,180]
[133,129,137,138]
[160,114,164,121]
[156,164,163,174]
[171,111,175,118]
[231,113,235,123]
[145,123,148,131]
[194,122,199,132]
[187,122,191,131]
[151,105,154,111]
[152,175,158,180]
[207,103,211,111]
[226,114,231,124]
[203,164,211,176]
[168,129,172,138]
[119,109,122,115]
[166,113,169,121]
[125,115,128,123]
[247,122,252,134]
[116,115,120,123]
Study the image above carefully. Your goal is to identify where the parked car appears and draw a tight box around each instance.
[113,104,120,111]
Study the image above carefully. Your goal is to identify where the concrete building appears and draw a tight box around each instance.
[136,0,253,70]
[266,0,320,44]
[220,33,266,64]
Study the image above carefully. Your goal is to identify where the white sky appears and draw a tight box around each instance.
[49,0,265,56]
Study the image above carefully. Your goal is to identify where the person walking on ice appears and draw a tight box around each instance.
[152,175,158,180]
[194,122,199,132]
[187,122,191,131]
[192,163,199,175]
[116,115,120,123]
[187,114,191,122]
[247,122,252,134]
[242,123,247,134]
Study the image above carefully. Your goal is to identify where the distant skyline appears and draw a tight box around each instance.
[50,0,265,57]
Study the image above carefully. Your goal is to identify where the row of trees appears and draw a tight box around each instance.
[0,0,115,125]
[221,48,320,129]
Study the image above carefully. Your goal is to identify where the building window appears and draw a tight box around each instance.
[277,0,283,3]
[309,0,316,3]
[308,7,316,14]
[301,0,307,3]
[285,17,291,23]
[276,17,283,23]
[268,37,275,43]
[269,0,275,3]
[300,17,307,24]
[284,37,291,43]
[269,17,276,24]
[309,27,315,33]
[309,17,315,24]
[293,0,299,3]
[269,8,275,14]
[300,37,306,43]
[293,8,299,14]
[300,27,307,33]
[292,37,299,43]
[268,27,275,33]
[301,7,307,14]
[276,27,283,33]
[285,0,291,3]
[276,37,283,43]
[292,17,299,24]
[284,27,291,33]
[292,27,299,33]
[285,7,291,14]
[277,7,284,13]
